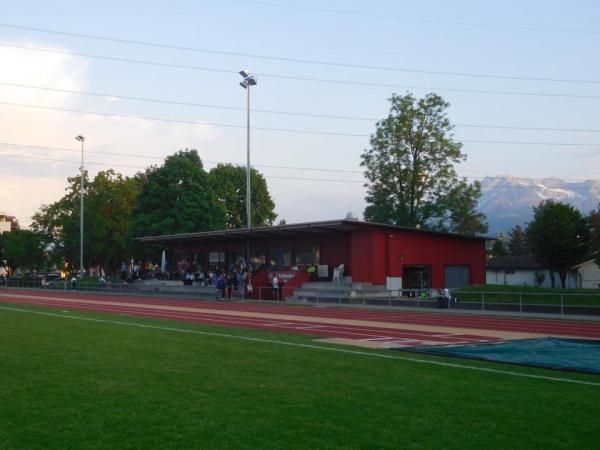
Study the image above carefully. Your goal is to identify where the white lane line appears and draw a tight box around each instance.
[1,305,599,387]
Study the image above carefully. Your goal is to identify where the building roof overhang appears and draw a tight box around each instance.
[135,219,490,246]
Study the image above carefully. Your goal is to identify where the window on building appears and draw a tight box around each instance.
[295,247,319,265]
[208,252,226,264]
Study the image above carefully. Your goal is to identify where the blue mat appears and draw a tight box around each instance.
[405,337,600,374]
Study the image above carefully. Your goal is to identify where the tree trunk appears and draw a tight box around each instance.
[559,271,567,289]
[549,271,555,288]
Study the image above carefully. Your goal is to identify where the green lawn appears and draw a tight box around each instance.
[453,284,600,306]
[0,302,599,449]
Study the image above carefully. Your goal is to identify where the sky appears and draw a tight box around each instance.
[0,0,599,227]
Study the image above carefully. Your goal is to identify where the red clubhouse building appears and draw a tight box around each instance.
[138,219,487,292]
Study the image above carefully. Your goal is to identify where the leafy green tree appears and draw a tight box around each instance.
[31,175,84,271]
[589,206,600,267]
[526,201,589,288]
[31,170,141,274]
[131,150,226,237]
[86,170,141,272]
[434,180,488,235]
[507,225,529,256]
[491,239,508,256]
[0,230,46,275]
[208,164,276,228]
[361,93,487,234]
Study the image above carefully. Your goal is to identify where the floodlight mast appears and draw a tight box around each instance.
[239,70,257,265]
[75,135,85,277]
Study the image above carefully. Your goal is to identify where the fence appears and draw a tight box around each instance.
[2,279,600,316]
[253,286,437,308]
[449,290,600,316]
[0,278,245,300]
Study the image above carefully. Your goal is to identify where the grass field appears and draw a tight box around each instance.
[1,302,599,449]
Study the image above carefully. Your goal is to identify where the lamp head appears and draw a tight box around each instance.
[75,135,85,142]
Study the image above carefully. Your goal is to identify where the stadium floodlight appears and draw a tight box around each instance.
[75,135,85,278]
[239,69,258,263]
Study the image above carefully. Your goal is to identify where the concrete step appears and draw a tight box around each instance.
[299,282,386,292]
[291,288,392,299]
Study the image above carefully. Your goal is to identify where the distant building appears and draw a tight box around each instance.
[573,257,600,289]
[486,255,577,288]
[0,213,20,233]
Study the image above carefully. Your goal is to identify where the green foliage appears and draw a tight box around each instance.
[0,229,46,275]
[86,171,141,272]
[491,239,508,256]
[534,271,546,287]
[361,93,487,235]
[507,225,529,256]
[589,206,600,267]
[526,200,589,288]
[436,180,488,235]
[207,163,276,228]
[31,170,141,273]
[131,150,226,237]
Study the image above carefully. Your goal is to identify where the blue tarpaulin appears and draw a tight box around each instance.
[405,337,600,374]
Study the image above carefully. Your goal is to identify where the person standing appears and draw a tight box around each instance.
[226,272,235,300]
[272,274,279,301]
[120,261,128,282]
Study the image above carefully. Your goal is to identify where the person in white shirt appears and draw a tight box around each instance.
[272,274,280,300]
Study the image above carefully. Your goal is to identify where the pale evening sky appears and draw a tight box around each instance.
[0,0,599,227]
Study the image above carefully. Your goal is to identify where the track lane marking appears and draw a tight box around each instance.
[0,293,542,339]
[1,297,500,344]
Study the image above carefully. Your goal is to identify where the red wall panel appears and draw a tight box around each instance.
[386,230,486,288]
[320,233,351,274]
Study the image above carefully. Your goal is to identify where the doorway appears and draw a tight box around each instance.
[402,265,430,290]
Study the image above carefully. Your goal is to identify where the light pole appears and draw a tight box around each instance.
[239,70,257,230]
[239,70,257,264]
[75,135,85,277]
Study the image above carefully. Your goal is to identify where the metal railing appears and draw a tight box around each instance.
[2,279,599,316]
[449,290,600,316]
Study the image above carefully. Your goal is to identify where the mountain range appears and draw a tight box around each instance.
[478,176,600,234]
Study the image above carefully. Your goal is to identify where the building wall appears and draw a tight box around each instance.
[0,222,11,233]
[349,230,386,284]
[390,230,486,288]
[575,260,600,289]
[351,228,486,288]
[486,269,578,288]
[320,232,351,275]
[486,269,539,286]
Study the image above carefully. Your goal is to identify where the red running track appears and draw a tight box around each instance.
[1,289,600,346]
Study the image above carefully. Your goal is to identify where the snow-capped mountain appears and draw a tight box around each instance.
[478,176,600,233]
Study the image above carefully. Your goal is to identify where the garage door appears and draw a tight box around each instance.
[444,265,470,289]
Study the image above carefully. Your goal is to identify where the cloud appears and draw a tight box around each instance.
[0,174,68,227]
[0,41,223,226]
[0,42,367,229]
